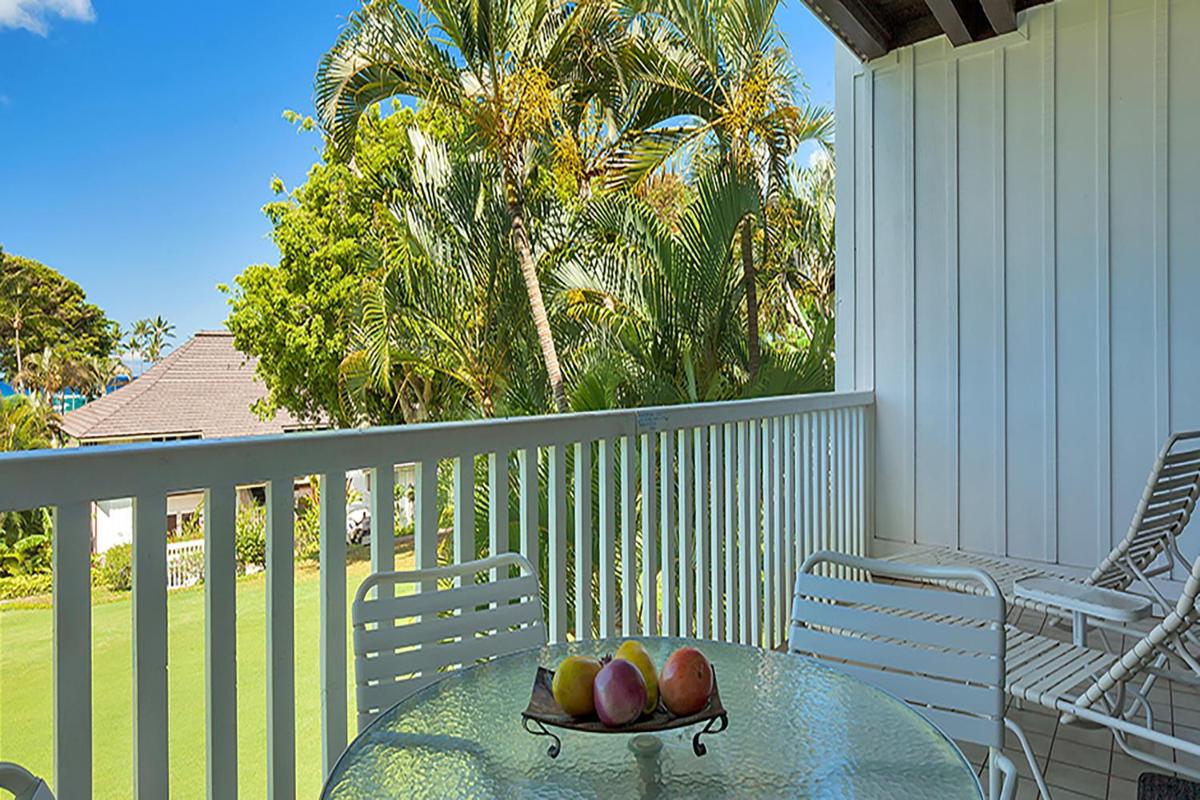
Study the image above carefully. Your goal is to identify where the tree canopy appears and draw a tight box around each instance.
[0,249,120,381]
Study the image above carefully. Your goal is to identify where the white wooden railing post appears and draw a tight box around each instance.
[319,471,347,778]
[620,436,637,635]
[204,485,237,799]
[574,441,593,639]
[693,427,709,639]
[762,419,775,648]
[677,429,693,636]
[370,465,396,576]
[640,433,658,635]
[52,501,91,799]
[598,439,616,637]
[723,423,737,642]
[658,431,675,636]
[266,476,295,799]
[488,452,507,579]
[132,493,168,799]
[518,449,537,579]
[453,456,475,573]
[548,444,567,643]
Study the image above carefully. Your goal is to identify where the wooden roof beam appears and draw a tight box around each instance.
[923,0,988,46]
[980,0,1017,34]
[801,0,891,61]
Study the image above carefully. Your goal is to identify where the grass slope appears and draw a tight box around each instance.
[0,550,411,799]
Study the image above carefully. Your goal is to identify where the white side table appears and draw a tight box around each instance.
[1013,576,1153,647]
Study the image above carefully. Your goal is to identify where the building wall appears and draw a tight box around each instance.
[835,0,1200,572]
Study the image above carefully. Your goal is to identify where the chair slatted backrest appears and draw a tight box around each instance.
[789,552,1007,750]
[1090,431,1200,591]
[351,553,545,730]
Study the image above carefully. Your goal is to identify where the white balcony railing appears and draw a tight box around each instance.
[0,390,873,798]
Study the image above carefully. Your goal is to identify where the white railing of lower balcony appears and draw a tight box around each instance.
[0,390,873,799]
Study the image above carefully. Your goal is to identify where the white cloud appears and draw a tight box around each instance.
[808,148,831,169]
[0,0,95,35]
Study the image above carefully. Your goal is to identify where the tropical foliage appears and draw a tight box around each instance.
[0,249,120,382]
[228,0,836,427]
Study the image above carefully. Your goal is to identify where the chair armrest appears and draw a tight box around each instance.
[991,751,1018,800]
[1013,576,1152,623]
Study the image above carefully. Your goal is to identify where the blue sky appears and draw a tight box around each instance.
[0,0,836,341]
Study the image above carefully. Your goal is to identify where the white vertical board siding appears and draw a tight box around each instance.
[839,0,1200,568]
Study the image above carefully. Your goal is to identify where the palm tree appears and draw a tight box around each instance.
[144,315,176,363]
[125,319,152,375]
[81,354,131,398]
[340,127,549,422]
[0,265,47,384]
[614,0,832,377]
[0,394,58,452]
[315,0,628,411]
[560,166,759,405]
[14,347,88,411]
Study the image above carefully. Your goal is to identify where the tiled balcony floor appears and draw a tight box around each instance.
[957,604,1200,799]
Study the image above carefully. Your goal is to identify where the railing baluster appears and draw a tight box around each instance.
[782,416,794,636]
[599,439,617,637]
[750,421,763,646]
[319,471,347,778]
[573,441,593,639]
[453,455,475,573]
[819,412,830,558]
[640,432,658,635]
[549,444,567,643]
[488,452,508,579]
[518,449,538,580]
[266,477,295,796]
[710,425,725,641]
[772,416,785,644]
[694,427,709,639]
[204,485,237,799]
[659,431,675,636]
[736,421,750,645]
[723,423,737,643]
[416,459,439,578]
[762,419,775,648]
[52,500,91,799]
[370,464,396,576]
[854,408,866,556]
[802,414,813,567]
[620,436,637,635]
[678,428,693,636]
[132,493,168,799]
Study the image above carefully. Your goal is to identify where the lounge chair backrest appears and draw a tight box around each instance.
[351,553,545,730]
[1078,545,1200,711]
[0,762,55,800]
[789,551,1007,750]
[1089,431,1200,591]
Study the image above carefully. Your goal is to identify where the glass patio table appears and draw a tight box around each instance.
[322,636,983,799]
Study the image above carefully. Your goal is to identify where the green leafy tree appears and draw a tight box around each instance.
[314,0,630,411]
[0,251,119,382]
[223,105,422,426]
[0,395,57,574]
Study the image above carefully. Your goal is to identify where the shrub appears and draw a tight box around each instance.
[294,494,321,563]
[0,573,53,600]
[235,504,266,571]
[98,544,133,591]
[0,533,52,576]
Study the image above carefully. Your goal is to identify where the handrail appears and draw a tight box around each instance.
[0,391,873,511]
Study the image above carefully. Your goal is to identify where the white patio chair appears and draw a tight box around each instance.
[890,431,1200,642]
[789,551,1042,800]
[351,552,545,730]
[0,762,54,800]
[1004,542,1200,781]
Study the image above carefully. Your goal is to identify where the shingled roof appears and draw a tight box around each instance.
[62,331,308,442]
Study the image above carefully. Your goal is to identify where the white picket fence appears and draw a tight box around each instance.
[166,539,205,589]
[0,390,873,798]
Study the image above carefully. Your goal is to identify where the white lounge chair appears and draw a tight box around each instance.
[351,553,545,730]
[0,762,54,800]
[1003,545,1200,781]
[890,431,1200,640]
[789,550,1043,800]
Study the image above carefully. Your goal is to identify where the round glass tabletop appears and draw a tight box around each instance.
[323,637,983,799]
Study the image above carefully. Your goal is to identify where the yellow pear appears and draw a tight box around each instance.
[615,640,659,713]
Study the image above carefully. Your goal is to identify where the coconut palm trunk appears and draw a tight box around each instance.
[506,189,568,412]
[741,218,761,379]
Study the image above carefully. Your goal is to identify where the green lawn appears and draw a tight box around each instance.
[0,548,413,799]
